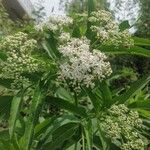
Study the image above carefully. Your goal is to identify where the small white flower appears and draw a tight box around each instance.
[0,32,41,89]
[89,10,134,48]
[101,104,147,149]
[35,15,73,32]
[58,37,112,91]
[59,32,71,43]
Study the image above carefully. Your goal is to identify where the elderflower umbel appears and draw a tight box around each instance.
[121,139,145,150]
[57,37,112,91]
[89,10,134,48]
[58,32,71,44]
[35,15,73,32]
[0,32,40,88]
[101,104,147,149]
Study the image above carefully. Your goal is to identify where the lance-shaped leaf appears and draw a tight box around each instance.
[133,37,150,46]
[21,85,45,150]
[45,96,87,117]
[9,92,23,140]
[42,122,79,150]
[113,74,150,104]
[99,45,150,57]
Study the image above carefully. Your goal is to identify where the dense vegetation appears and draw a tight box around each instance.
[0,0,150,150]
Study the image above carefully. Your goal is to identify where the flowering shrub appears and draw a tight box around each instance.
[35,15,73,32]
[58,37,112,91]
[0,32,42,88]
[89,10,134,47]
[0,7,150,150]
[101,104,147,150]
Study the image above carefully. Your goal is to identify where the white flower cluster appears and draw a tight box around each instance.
[0,32,40,88]
[121,139,145,150]
[58,32,71,43]
[35,15,73,32]
[101,104,147,150]
[89,10,134,48]
[58,37,112,91]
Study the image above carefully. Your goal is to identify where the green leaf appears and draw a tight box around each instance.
[0,52,7,61]
[0,79,13,89]
[0,130,12,150]
[9,93,23,140]
[72,24,81,38]
[87,0,95,16]
[84,88,101,113]
[42,122,79,150]
[21,85,45,150]
[97,123,110,150]
[83,119,93,150]
[0,140,12,150]
[0,129,9,140]
[34,117,56,138]
[45,32,60,59]
[66,143,81,150]
[52,123,77,140]
[99,45,150,57]
[86,0,95,39]
[34,115,79,138]
[119,20,130,31]
[45,96,87,117]
[11,134,20,150]
[55,87,74,102]
[0,96,12,119]
[99,80,112,107]
[93,135,102,149]
[42,40,56,60]
[113,74,150,104]
[128,99,150,110]
[135,109,150,119]
[36,115,79,149]
[133,37,150,46]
